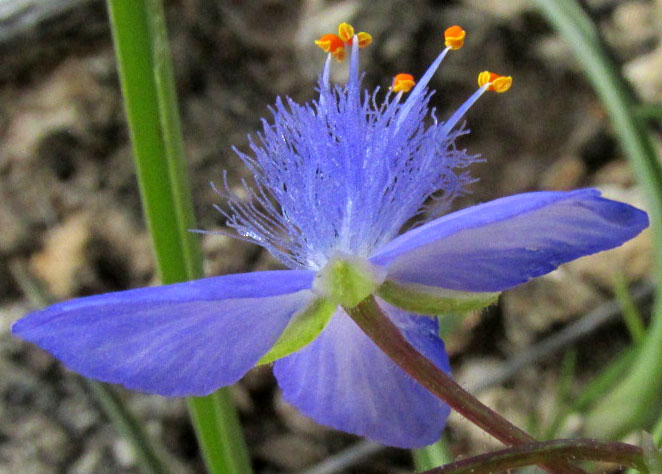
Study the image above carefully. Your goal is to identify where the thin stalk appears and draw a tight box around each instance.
[421,439,647,474]
[533,0,662,439]
[345,297,587,474]
[105,2,252,473]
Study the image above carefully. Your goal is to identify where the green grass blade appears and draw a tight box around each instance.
[106,0,191,283]
[106,2,252,472]
[145,0,203,280]
[533,0,662,439]
[187,392,252,474]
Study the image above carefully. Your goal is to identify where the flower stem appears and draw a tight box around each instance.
[420,439,646,474]
[345,296,586,474]
[105,2,252,473]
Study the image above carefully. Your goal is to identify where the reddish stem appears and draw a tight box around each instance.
[345,296,587,474]
[421,438,646,474]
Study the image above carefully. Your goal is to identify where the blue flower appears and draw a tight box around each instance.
[13,24,648,448]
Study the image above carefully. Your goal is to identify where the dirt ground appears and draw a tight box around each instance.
[0,0,659,472]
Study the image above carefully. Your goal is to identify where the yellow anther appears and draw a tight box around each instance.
[357,32,373,48]
[478,71,512,93]
[491,76,512,93]
[391,73,416,93]
[444,25,466,50]
[315,39,331,52]
[338,22,355,43]
[477,71,492,87]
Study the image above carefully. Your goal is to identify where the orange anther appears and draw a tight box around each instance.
[357,32,373,48]
[391,73,416,93]
[478,71,512,93]
[315,34,345,55]
[444,25,466,50]
[338,22,355,43]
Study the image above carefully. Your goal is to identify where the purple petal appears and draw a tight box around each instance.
[274,300,450,448]
[13,270,314,396]
[371,189,648,292]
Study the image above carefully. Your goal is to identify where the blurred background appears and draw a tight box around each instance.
[0,0,659,472]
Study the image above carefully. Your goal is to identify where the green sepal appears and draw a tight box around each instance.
[258,297,336,365]
[377,279,499,315]
[312,254,387,308]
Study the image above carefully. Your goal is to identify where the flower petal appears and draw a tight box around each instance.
[371,189,648,292]
[13,270,315,396]
[274,300,450,448]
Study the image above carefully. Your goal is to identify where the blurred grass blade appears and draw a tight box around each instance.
[106,1,252,473]
[541,350,577,440]
[614,273,647,344]
[533,0,662,439]
[9,260,171,474]
[414,435,454,472]
[553,0,600,46]
[636,104,662,122]
[86,381,172,474]
[571,346,638,413]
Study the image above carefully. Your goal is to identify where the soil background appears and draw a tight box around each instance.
[0,0,660,473]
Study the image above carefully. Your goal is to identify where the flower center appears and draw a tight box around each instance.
[312,253,387,308]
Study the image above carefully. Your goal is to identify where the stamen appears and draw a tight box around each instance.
[395,25,466,128]
[315,33,345,61]
[478,71,513,93]
[444,25,466,50]
[440,70,513,135]
[391,73,416,93]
